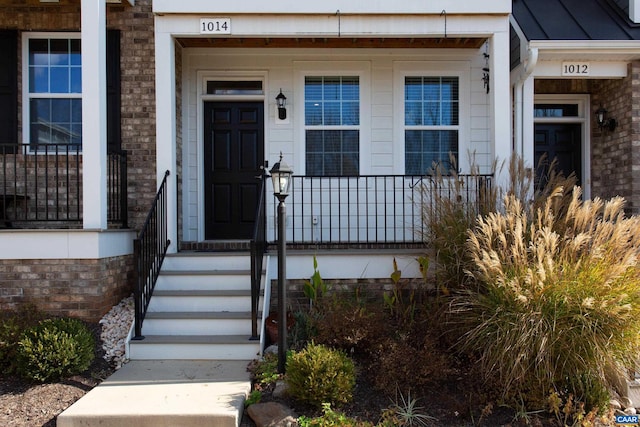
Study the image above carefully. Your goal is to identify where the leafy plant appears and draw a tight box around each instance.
[0,304,45,376]
[248,352,280,386]
[379,389,436,426]
[452,185,640,411]
[304,255,328,309]
[298,403,373,427]
[17,317,95,382]
[244,390,262,407]
[286,343,356,408]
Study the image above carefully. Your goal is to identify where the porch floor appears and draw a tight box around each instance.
[57,360,251,427]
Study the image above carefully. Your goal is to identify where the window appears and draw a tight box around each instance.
[25,34,82,148]
[305,76,359,176]
[404,76,459,175]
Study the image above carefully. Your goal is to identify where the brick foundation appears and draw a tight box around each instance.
[0,255,134,321]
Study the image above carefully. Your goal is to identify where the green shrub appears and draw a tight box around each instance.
[298,403,372,427]
[286,343,356,408]
[17,317,95,382]
[452,185,640,411]
[0,304,45,376]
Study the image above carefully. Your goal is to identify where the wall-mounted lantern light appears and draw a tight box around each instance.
[276,89,287,120]
[595,105,617,132]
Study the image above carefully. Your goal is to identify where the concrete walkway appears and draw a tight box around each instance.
[57,360,252,427]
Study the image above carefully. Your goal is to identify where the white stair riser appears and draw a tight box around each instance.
[162,256,251,271]
[142,318,254,336]
[129,343,261,360]
[147,296,263,312]
[155,275,250,290]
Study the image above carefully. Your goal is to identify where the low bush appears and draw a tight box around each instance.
[286,342,356,408]
[452,186,640,411]
[17,317,95,382]
[0,304,46,376]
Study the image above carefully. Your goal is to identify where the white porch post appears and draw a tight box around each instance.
[81,0,107,229]
[491,28,512,188]
[155,24,177,253]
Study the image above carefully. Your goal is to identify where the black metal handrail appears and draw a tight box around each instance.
[133,170,171,340]
[250,174,267,340]
[279,174,493,245]
[0,143,128,228]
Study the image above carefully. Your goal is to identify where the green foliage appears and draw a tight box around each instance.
[248,352,280,386]
[452,184,640,411]
[304,255,328,309]
[0,304,46,376]
[286,343,356,408]
[298,403,373,427]
[244,390,262,408]
[379,390,436,426]
[16,317,95,382]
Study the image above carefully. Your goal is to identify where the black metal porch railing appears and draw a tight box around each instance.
[132,170,171,340]
[0,143,128,227]
[279,174,493,246]
[250,175,267,340]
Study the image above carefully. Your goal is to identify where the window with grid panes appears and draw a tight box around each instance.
[26,34,82,149]
[404,76,459,175]
[305,76,359,176]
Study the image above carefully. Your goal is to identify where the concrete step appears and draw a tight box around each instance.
[129,335,261,360]
[141,311,256,336]
[147,289,263,312]
[162,252,252,271]
[155,270,253,290]
[57,360,251,427]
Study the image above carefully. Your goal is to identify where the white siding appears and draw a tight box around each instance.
[182,48,491,241]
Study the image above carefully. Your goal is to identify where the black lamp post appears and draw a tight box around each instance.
[269,153,293,373]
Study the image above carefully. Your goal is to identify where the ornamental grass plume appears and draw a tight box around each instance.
[451,184,640,412]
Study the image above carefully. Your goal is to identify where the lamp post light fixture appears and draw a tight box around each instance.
[276,89,287,120]
[595,104,617,132]
[269,153,293,373]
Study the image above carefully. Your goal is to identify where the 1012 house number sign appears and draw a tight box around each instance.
[200,18,231,34]
[561,62,590,76]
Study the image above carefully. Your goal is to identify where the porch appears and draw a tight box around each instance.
[0,143,128,229]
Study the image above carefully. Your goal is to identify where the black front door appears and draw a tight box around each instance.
[204,102,264,240]
[534,123,582,190]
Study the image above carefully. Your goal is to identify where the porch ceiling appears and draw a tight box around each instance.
[176,37,486,49]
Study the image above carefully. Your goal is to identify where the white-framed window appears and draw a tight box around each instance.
[295,61,371,176]
[404,76,459,174]
[22,33,82,148]
[394,62,469,175]
[304,76,360,176]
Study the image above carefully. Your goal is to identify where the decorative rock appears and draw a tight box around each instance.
[247,402,298,427]
[611,399,622,410]
[272,380,289,399]
[624,407,637,416]
[621,397,634,409]
[99,294,134,370]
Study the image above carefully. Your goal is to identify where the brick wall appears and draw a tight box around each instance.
[0,255,134,321]
[590,63,639,214]
[0,1,155,320]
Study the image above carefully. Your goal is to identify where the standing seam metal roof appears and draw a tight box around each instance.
[512,0,640,41]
